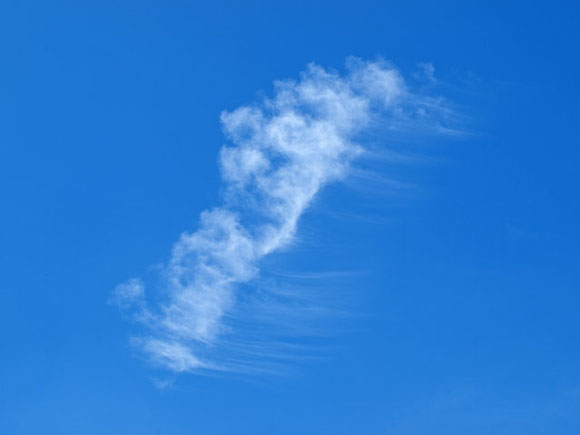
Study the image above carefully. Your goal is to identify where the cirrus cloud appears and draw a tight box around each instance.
[113,57,457,374]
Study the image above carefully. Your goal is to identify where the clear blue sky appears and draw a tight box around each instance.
[1,1,579,434]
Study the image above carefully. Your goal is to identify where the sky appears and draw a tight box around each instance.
[0,1,579,434]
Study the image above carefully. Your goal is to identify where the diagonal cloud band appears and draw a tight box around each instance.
[112,57,455,373]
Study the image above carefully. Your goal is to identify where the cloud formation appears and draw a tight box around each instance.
[113,57,454,373]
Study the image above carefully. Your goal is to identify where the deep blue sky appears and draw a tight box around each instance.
[1,1,579,434]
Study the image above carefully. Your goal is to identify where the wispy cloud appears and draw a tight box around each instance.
[416,62,437,84]
[113,57,456,374]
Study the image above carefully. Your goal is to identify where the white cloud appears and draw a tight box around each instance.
[416,62,437,83]
[114,57,455,373]
[110,278,144,310]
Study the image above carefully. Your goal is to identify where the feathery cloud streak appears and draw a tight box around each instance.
[114,58,451,373]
